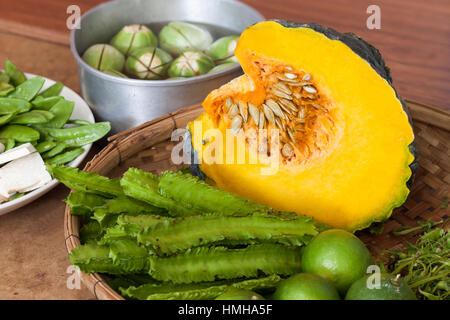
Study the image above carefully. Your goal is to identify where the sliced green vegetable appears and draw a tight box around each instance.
[120,168,202,217]
[149,244,302,283]
[158,171,267,215]
[121,275,282,300]
[0,125,40,142]
[46,164,124,197]
[8,77,45,101]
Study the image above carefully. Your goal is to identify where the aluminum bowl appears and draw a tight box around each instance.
[70,0,264,134]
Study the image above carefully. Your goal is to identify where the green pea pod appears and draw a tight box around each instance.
[45,147,84,165]
[38,82,63,98]
[66,119,92,126]
[0,98,32,114]
[10,110,54,124]
[0,138,15,150]
[0,113,15,126]
[31,95,63,110]
[0,83,15,97]
[35,140,57,153]
[42,142,68,159]
[44,99,74,128]
[0,125,40,142]
[37,122,111,146]
[5,59,27,86]
[0,73,10,83]
[8,77,45,101]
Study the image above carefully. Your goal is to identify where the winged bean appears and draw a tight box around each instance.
[8,77,45,101]
[5,59,26,86]
[0,125,39,142]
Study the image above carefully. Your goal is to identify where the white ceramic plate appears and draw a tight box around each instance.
[0,73,95,216]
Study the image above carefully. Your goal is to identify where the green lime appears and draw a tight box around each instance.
[345,273,416,300]
[272,273,340,300]
[215,288,265,300]
[301,229,374,294]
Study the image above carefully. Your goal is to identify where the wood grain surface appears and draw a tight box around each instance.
[0,0,448,300]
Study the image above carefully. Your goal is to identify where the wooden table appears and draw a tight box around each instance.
[0,0,448,300]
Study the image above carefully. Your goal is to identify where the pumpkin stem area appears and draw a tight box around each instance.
[218,60,338,165]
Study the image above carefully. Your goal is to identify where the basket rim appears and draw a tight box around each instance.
[63,100,449,300]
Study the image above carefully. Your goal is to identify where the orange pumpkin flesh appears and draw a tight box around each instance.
[189,21,415,232]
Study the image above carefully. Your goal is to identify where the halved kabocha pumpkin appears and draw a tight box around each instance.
[188,21,417,232]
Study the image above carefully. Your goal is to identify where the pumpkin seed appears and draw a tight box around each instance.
[277,75,300,84]
[229,104,239,116]
[298,107,306,122]
[238,101,248,123]
[282,143,294,158]
[284,72,297,79]
[248,103,259,126]
[302,73,311,81]
[287,127,296,142]
[303,86,317,94]
[271,88,292,100]
[231,115,242,135]
[258,110,265,130]
[275,118,285,131]
[310,103,327,112]
[278,98,297,112]
[225,97,232,109]
[262,104,275,125]
[265,99,286,119]
[273,82,291,95]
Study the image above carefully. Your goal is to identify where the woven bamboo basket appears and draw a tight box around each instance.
[64,101,450,300]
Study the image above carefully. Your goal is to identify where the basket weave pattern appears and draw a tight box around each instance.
[64,103,449,300]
